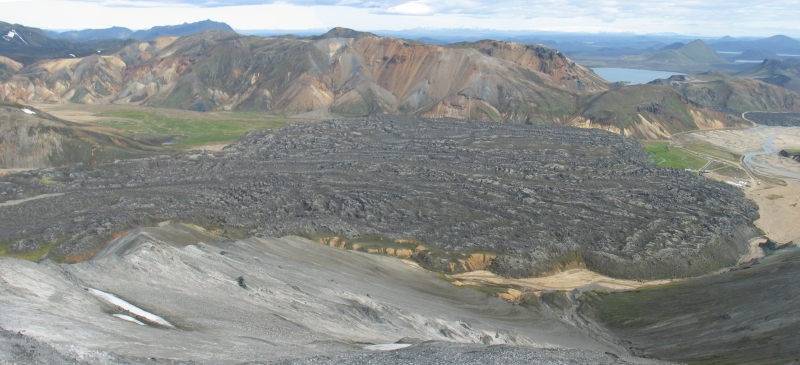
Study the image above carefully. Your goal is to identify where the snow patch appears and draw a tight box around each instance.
[3,30,28,45]
[21,108,36,115]
[69,54,76,58]
[364,343,412,351]
[86,288,175,328]
[112,314,145,326]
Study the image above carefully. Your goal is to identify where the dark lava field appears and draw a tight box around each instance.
[0,116,760,279]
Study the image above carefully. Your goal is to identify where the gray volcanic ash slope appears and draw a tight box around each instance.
[0,224,663,364]
[0,116,759,280]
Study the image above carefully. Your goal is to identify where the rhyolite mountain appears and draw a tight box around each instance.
[0,56,22,82]
[0,101,164,169]
[0,28,611,124]
[0,26,748,137]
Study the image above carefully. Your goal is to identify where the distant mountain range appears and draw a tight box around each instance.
[45,26,134,42]
[625,39,728,65]
[726,49,782,62]
[45,20,234,41]
[0,21,125,64]
[4,22,799,139]
[735,59,800,94]
[709,35,800,55]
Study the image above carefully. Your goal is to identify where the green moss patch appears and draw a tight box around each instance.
[93,110,290,149]
[644,141,707,169]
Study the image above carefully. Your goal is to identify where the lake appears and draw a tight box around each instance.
[591,68,685,85]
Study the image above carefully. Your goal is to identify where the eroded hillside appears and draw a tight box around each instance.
[570,84,744,139]
[0,102,164,169]
[0,28,608,123]
[0,224,666,364]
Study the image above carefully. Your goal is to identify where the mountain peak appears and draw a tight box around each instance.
[660,42,685,51]
[765,34,796,41]
[679,39,726,63]
[314,27,376,40]
[129,20,233,40]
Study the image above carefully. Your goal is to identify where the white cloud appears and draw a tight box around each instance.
[2,0,800,37]
[383,1,435,15]
[1,0,326,30]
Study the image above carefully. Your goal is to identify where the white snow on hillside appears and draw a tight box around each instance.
[2,30,28,44]
[86,287,175,328]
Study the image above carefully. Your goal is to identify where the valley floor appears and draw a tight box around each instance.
[672,124,800,243]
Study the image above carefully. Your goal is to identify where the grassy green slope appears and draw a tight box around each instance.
[664,73,800,112]
[93,110,289,148]
[577,84,704,138]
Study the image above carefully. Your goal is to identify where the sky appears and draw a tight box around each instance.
[1,0,799,37]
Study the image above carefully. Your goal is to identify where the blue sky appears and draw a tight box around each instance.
[2,0,799,37]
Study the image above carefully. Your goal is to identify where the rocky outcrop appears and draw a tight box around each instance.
[0,116,760,280]
[454,40,608,92]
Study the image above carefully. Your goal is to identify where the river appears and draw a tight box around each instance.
[742,126,800,181]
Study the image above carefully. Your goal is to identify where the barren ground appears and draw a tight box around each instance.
[677,126,800,244]
[746,180,800,243]
[450,269,672,292]
[28,102,299,124]
[680,128,767,153]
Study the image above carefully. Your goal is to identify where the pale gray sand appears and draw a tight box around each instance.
[0,225,665,364]
[0,193,64,207]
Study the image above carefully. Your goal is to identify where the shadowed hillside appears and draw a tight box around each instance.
[736,59,800,94]
[0,21,125,65]
[579,248,800,364]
